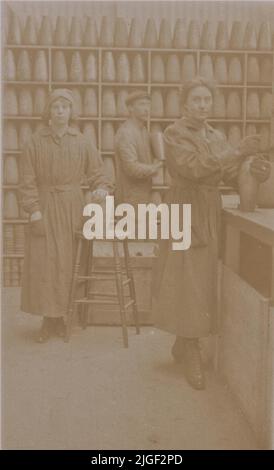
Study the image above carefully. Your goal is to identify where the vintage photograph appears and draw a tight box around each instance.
[1,0,274,451]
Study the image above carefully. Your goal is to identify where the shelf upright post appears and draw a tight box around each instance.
[48,46,52,93]
[98,47,102,154]
[196,49,200,77]
[147,49,151,133]
[271,52,274,162]
[243,52,248,138]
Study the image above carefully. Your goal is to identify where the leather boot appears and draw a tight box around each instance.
[37,317,52,343]
[54,317,66,338]
[171,336,185,363]
[182,338,205,390]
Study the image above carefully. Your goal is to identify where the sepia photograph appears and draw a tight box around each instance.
[1,0,274,453]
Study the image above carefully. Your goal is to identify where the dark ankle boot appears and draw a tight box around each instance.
[171,336,185,363]
[37,317,52,343]
[182,338,205,390]
[54,317,66,338]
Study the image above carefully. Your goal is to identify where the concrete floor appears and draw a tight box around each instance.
[2,289,258,450]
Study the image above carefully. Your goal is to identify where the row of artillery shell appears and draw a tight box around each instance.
[144,54,246,84]
[3,107,271,153]
[4,191,21,219]
[4,156,19,184]
[3,121,99,149]
[69,88,132,117]
[4,86,272,122]
[77,122,117,151]
[5,49,49,81]
[52,51,146,83]
[100,89,185,118]
[5,48,272,85]
[4,122,41,149]
[102,52,145,82]
[53,51,98,82]
[149,89,272,119]
[6,14,273,50]
[4,49,98,82]
[4,87,99,117]
[151,54,272,83]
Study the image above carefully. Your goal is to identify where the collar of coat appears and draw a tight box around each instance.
[39,126,79,137]
[179,115,215,134]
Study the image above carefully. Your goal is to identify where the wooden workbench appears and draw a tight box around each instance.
[219,207,274,449]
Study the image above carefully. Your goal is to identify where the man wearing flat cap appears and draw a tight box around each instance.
[115,90,162,206]
[19,89,114,342]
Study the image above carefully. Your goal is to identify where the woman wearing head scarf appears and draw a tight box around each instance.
[19,89,114,342]
[152,77,270,390]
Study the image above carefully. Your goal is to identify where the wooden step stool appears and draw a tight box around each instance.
[65,230,140,347]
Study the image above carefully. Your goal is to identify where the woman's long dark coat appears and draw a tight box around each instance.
[19,126,113,318]
[152,116,238,338]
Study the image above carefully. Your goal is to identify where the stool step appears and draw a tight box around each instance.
[90,270,129,275]
[74,298,135,309]
[77,275,132,286]
[75,299,120,306]
[77,272,117,278]
[78,276,116,282]
[87,291,130,298]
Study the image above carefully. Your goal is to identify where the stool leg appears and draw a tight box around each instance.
[80,239,94,329]
[86,238,94,327]
[78,238,87,328]
[123,239,140,335]
[113,240,128,348]
[65,236,83,342]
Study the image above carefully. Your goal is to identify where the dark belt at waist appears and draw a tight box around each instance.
[39,184,81,193]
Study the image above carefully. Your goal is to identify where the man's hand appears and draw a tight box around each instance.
[237,135,261,157]
[249,155,271,183]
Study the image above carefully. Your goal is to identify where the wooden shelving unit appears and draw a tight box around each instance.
[3,41,274,284]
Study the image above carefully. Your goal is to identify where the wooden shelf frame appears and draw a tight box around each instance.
[5,44,274,54]
[3,44,273,236]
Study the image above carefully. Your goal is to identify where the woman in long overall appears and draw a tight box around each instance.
[152,77,270,390]
[19,89,114,342]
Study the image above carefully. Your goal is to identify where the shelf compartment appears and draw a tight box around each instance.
[3,219,28,224]
[3,116,42,120]
[2,254,25,259]
[77,116,99,120]
[101,82,148,87]
[51,82,99,86]
[3,81,49,86]
[101,117,125,121]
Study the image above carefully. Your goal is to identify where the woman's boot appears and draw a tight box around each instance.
[171,336,185,363]
[182,338,205,390]
[37,316,52,343]
[54,317,66,338]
